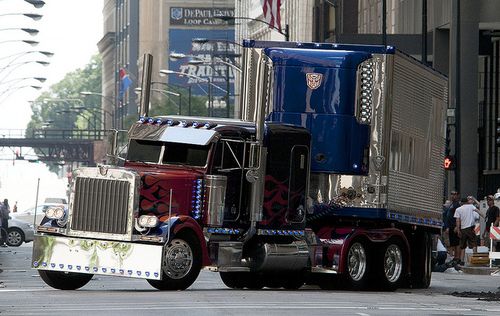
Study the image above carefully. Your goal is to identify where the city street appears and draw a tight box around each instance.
[1,244,500,316]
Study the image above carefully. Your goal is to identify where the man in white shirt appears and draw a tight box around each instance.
[454,196,483,264]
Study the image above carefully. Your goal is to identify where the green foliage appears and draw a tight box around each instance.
[27,54,102,173]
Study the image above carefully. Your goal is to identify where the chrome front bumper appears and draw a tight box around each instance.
[32,235,163,280]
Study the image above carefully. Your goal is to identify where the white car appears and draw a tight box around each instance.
[5,218,34,247]
[11,203,68,226]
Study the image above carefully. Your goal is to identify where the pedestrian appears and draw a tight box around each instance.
[0,198,10,247]
[442,199,452,249]
[12,201,17,213]
[454,196,484,265]
[483,195,500,249]
[445,190,461,260]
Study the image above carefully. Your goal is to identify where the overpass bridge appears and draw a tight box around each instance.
[0,129,110,166]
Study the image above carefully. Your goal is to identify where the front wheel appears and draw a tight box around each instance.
[6,228,24,247]
[38,270,93,290]
[147,233,201,291]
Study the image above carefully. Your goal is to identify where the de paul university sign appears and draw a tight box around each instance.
[170,7,235,26]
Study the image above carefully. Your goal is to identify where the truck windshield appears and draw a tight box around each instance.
[127,139,210,167]
[127,139,163,163]
[162,142,209,167]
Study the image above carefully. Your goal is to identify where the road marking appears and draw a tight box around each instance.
[0,288,51,292]
[0,303,491,312]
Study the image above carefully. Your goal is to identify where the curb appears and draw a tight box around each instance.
[461,266,500,275]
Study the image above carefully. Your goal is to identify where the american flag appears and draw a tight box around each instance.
[262,0,282,32]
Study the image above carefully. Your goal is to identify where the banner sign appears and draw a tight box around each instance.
[168,29,236,97]
[170,7,235,26]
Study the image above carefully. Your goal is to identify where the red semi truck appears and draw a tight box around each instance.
[32,40,448,291]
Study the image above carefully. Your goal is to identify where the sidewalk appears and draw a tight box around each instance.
[462,265,500,275]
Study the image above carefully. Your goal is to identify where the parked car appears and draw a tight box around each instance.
[11,203,68,226]
[5,218,34,247]
[44,197,67,204]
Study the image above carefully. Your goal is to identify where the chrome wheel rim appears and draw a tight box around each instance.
[384,244,403,283]
[347,242,367,281]
[163,239,193,279]
[8,230,22,246]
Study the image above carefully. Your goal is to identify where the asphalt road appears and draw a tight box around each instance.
[1,243,500,315]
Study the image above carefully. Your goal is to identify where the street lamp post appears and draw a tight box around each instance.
[170,52,240,118]
[134,87,182,115]
[192,38,243,118]
[160,69,228,117]
[0,50,53,63]
[56,109,95,130]
[0,76,46,86]
[152,81,192,116]
[0,39,38,46]
[73,105,113,131]
[0,13,43,21]
[79,91,116,129]
[72,106,107,132]
[218,16,289,41]
[0,27,39,36]
[24,0,45,8]
[0,60,49,81]
[42,99,85,129]
[0,84,41,100]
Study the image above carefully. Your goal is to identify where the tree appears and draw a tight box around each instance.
[27,54,102,173]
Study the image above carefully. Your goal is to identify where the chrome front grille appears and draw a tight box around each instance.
[71,177,130,234]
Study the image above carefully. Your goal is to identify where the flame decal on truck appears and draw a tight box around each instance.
[262,175,305,227]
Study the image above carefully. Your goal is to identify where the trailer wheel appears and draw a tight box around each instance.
[377,239,406,291]
[343,240,371,290]
[147,233,201,291]
[410,231,432,288]
[38,270,93,290]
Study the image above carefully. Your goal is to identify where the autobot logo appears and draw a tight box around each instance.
[99,165,108,176]
[171,8,183,20]
[306,73,323,90]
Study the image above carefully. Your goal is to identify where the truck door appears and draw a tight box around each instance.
[288,145,309,223]
[211,138,250,222]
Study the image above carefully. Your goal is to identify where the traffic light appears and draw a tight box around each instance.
[444,155,455,170]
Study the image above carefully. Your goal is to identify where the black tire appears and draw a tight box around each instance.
[410,231,432,289]
[343,240,372,290]
[282,273,304,290]
[220,272,245,289]
[317,275,342,290]
[38,270,93,290]
[376,238,406,291]
[6,228,24,247]
[147,232,202,291]
[219,272,263,289]
[244,272,264,289]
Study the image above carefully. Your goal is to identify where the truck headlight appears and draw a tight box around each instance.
[138,215,159,228]
[45,206,65,220]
